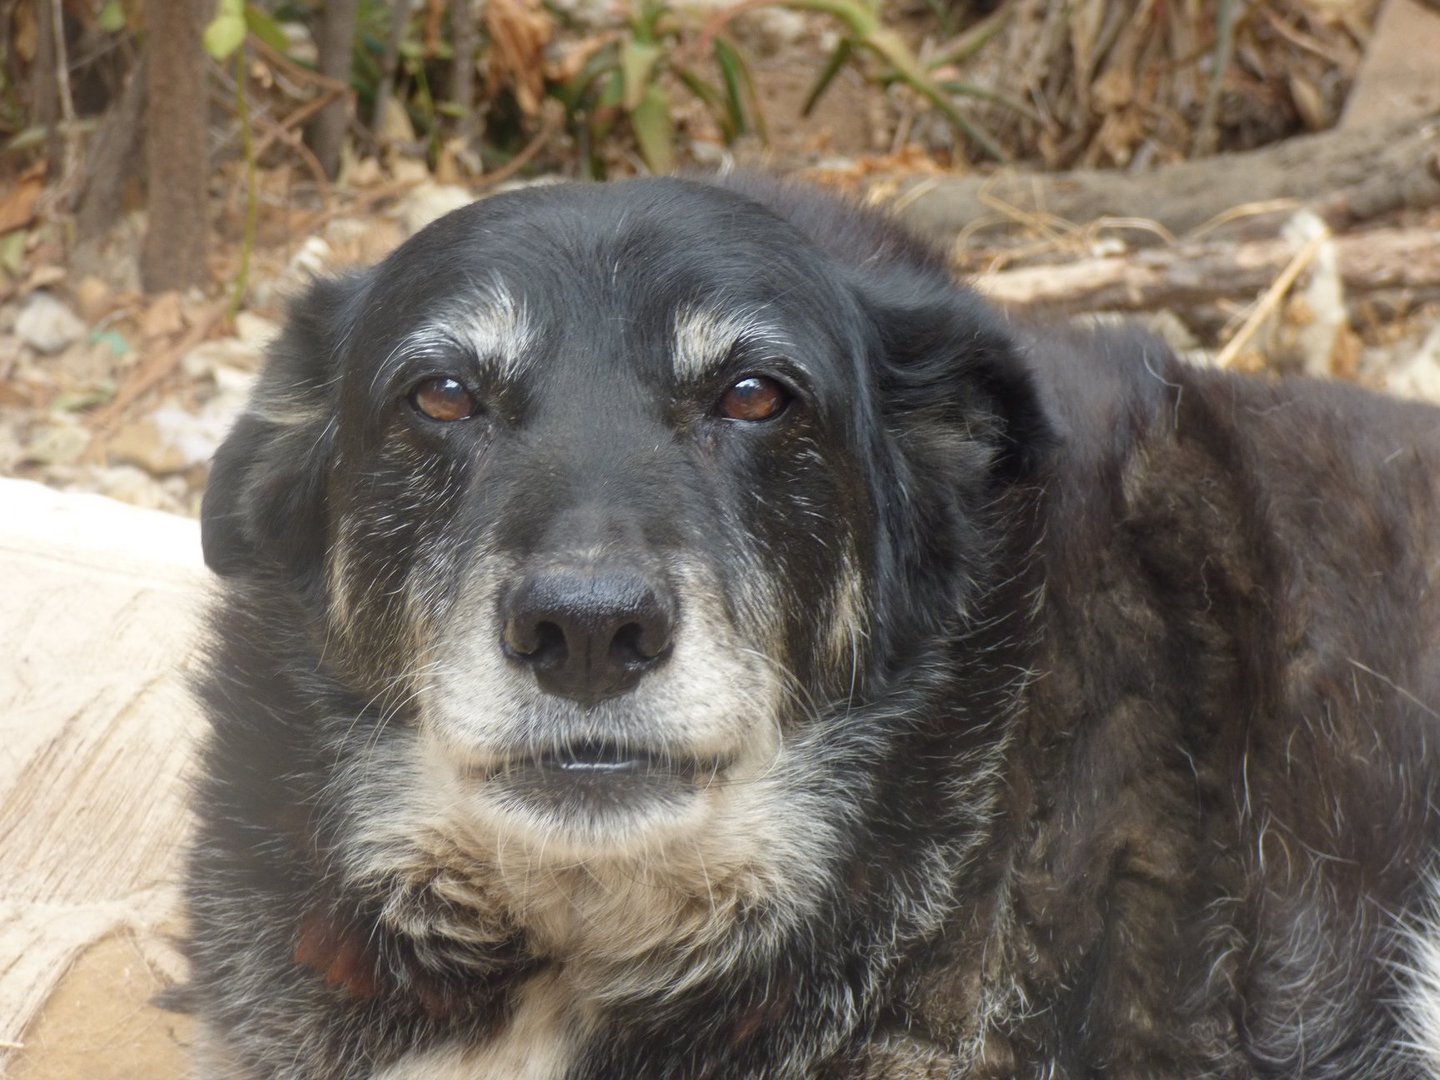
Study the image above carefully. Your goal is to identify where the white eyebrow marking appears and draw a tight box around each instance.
[671,304,791,382]
[413,279,536,382]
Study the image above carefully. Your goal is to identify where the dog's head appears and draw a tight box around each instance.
[202,178,1047,922]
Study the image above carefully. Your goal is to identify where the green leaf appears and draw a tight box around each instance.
[713,36,765,142]
[620,39,663,112]
[630,84,674,174]
[0,231,26,276]
[712,37,746,136]
[97,1,127,34]
[674,65,736,141]
[203,0,247,59]
[243,3,291,55]
[801,39,851,117]
[554,42,619,111]
[764,0,876,38]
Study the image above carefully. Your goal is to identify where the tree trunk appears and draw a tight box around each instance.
[307,0,360,179]
[139,0,209,293]
[451,0,478,148]
[29,0,61,175]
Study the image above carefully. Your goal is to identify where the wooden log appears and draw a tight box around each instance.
[972,225,1440,313]
[889,117,1440,248]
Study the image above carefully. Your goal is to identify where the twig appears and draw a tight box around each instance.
[1186,197,1301,241]
[373,0,415,141]
[1213,231,1325,369]
[247,32,349,95]
[250,106,334,210]
[49,0,80,185]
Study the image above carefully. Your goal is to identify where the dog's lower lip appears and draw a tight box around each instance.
[468,744,729,819]
[484,745,726,781]
[468,744,729,791]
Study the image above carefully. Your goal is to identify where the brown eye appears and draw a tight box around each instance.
[411,377,478,422]
[717,375,789,422]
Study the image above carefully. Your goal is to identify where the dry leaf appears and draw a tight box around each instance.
[0,163,45,236]
[140,292,185,339]
[485,0,555,120]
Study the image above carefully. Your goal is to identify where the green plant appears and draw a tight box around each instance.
[709,0,1017,162]
[552,0,762,178]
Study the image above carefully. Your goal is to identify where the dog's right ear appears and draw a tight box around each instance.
[201,272,366,581]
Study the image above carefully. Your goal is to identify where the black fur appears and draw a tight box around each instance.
[185,175,1440,1079]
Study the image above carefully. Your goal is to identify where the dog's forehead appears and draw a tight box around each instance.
[366,181,850,382]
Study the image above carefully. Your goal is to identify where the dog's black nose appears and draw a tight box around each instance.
[500,567,676,704]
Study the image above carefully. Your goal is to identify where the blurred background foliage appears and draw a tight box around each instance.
[3,0,1380,169]
[0,0,1381,289]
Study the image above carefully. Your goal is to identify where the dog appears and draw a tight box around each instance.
[183,174,1440,1079]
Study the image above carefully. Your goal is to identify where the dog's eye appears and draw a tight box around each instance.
[410,377,478,422]
[717,376,789,422]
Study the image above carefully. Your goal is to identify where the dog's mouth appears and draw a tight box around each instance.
[472,741,731,817]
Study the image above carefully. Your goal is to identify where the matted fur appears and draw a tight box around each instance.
[183,175,1440,1079]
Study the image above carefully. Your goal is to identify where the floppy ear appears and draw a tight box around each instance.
[859,264,1053,482]
[201,273,366,580]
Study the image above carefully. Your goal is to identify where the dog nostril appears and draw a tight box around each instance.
[503,620,566,664]
[611,621,670,665]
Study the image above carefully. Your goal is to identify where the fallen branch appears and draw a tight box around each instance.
[973,226,1440,312]
[890,116,1440,247]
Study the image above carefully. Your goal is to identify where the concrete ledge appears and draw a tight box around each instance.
[0,479,204,1079]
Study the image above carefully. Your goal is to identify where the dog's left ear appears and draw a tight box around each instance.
[201,272,367,581]
[857,265,1053,481]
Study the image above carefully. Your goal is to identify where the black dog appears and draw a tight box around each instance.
[185,175,1440,1079]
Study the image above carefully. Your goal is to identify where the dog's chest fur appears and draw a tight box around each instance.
[377,973,584,1080]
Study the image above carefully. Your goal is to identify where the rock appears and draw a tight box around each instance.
[181,337,264,382]
[16,292,86,355]
[65,463,193,514]
[139,291,185,339]
[233,311,280,349]
[72,276,115,323]
[110,401,240,476]
[22,416,91,467]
